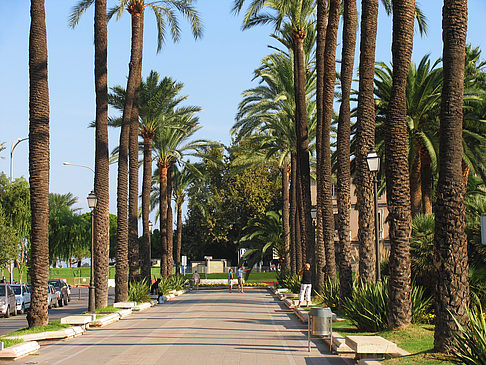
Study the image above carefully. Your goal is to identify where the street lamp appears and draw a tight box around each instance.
[10,137,28,183]
[366,149,381,282]
[87,190,97,313]
[63,162,95,174]
[148,220,153,278]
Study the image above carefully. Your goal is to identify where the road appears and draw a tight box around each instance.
[6,288,351,365]
[0,287,115,336]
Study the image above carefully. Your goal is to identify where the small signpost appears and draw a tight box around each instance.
[204,256,212,275]
[181,256,187,274]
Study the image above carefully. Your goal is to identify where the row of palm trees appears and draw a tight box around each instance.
[28,0,203,324]
[232,0,472,352]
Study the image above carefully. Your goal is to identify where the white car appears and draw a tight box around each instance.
[48,284,59,308]
[0,284,17,317]
[11,284,31,314]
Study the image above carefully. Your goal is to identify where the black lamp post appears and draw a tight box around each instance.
[148,220,153,279]
[87,190,97,312]
[366,149,381,282]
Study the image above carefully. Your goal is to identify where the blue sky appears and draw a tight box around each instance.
[1,0,485,221]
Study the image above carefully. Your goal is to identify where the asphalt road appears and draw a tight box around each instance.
[0,287,115,336]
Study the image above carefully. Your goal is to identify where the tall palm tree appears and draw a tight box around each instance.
[153,112,210,277]
[109,72,189,283]
[69,0,111,309]
[384,0,415,330]
[27,0,50,328]
[234,0,316,272]
[316,0,340,289]
[336,0,357,302]
[107,0,202,301]
[355,0,379,283]
[434,0,469,352]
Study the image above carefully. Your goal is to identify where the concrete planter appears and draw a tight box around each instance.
[113,302,137,309]
[0,341,40,360]
[89,313,120,328]
[117,309,132,319]
[3,326,84,342]
[61,315,96,326]
[133,302,151,312]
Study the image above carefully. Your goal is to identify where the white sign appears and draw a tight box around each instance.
[239,248,248,259]
[273,248,279,260]
[181,255,187,266]
[481,215,486,246]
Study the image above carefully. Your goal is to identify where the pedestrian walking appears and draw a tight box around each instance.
[297,263,312,308]
[236,266,246,293]
[228,268,234,292]
[193,270,200,290]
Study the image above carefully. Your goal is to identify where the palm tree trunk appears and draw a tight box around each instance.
[175,201,183,274]
[290,153,298,275]
[27,0,50,327]
[159,161,168,278]
[115,11,143,302]
[434,0,469,352]
[167,165,174,277]
[93,0,110,309]
[336,0,357,303]
[410,146,423,216]
[356,0,379,283]
[282,162,291,270]
[421,147,433,215]
[293,32,315,272]
[322,0,341,285]
[128,92,141,282]
[141,137,152,284]
[315,0,328,291]
[385,0,415,330]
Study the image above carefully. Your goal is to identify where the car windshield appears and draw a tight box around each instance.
[48,281,61,288]
[0,286,5,296]
[11,286,21,295]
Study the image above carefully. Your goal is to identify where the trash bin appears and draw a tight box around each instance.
[309,307,333,336]
[307,307,333,352]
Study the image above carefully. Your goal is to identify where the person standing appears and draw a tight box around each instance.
[193,270,200,291]
[297,263,312,308]
[236,266,245,293]
[228,268,234,293]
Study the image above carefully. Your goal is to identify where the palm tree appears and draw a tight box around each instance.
[109,72,190,283]
[107,0,202,301]
[384,0,415,330]
[434,0,469,352]
[233,49,316,273]
[69,0,110,309]
[336,0,357,302]
[355,0,379,283]
[27,0,50,328]
[234,0,316,273]
[153,112,211,277]
[316,0,340,289]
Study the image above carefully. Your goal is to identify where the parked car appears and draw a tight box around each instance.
[11,284,31,314]
[48,279,69,307]
[48,284,58,308]
[0,284,17,317]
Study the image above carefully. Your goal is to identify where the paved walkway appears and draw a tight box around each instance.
[8,289,351,365]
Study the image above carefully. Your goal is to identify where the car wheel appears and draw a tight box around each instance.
[58,298,64,307]
[20,304,25,314]
[5,306,9,318]
[64,297,68,306]
[13,306,17,316]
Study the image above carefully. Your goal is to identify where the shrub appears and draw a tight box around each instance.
[452,297,486,365]
[316,277,340,310]
[169,275,188,291]
[128,280,151,303]
[342,279,433,331]
[276,268,301,293]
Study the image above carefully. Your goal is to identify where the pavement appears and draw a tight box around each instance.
[5,288,352,365]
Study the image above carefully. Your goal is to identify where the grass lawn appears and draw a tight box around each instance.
[4,320,71,337]
[332,319,453,365]
[0,338,24,348]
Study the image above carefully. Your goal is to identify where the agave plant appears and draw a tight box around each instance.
[128,280,151,304]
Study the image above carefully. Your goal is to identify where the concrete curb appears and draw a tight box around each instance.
[3,326,85,342]
[89,312,120,329]
[0,341,40,360]
[133,302,151,311]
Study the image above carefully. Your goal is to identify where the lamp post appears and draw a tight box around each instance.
[87,191,97,312]
[9,137,28,283]
[366,149,381,282]
[148,220,153,279]
[63,161,95,174]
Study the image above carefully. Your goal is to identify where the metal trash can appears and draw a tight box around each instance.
[307,307,333,351]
